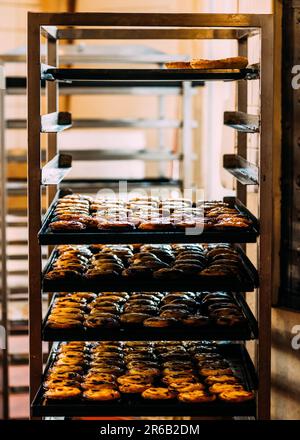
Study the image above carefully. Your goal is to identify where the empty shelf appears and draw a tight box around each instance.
[61,150,184,161]
[224,111,260,133]
[223,154,259,185]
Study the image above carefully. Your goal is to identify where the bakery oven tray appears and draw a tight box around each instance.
[31,343,257,417]
[42,245,258,293]
[42,293,258,342]
[38,190,259,245]
[42,67,260,83]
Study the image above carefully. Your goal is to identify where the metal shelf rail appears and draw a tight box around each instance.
[27,12,274,420]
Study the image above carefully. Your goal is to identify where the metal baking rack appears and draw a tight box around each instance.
[31,342,257,418]
[27,13,275,420]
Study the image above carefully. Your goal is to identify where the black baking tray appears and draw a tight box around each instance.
[38,190,259,245]
[42,67,259,83]
[42,293,258,342]
[42,244,258,293]
[31,343,257,417]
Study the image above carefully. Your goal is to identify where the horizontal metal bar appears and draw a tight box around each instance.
[56,86,189,95]
[237,28,260,40]
[7,118,197,129]
[9,386,30,394]
[61,179,183,191]
[7,182,27,190]
[7,150,46,163]
[41,111,72,133]
[5,77,200,94]
[41,26,58,40]
[7,270,28,276]
[6,85,193,95]
[0,43,188,64]
[6,240,27,245]
[41,153,72,185]
[7,254,46,261]
[41,63,56,81]
[6,222,27,228]
[57,28,240,40]
[223,154,259,185]
[224,111,260,133]
[61,149,186,161]
[71,118,197,129]
[29,12,271,28]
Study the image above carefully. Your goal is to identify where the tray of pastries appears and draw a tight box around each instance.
[38,191,259,244]
[42,243,258,292]
[32,341,256,417]
[42,291,258,341]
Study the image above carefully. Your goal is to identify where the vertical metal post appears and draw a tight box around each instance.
[182,81,193,191]
[257,17,274,420]
[46,34,58,206]
[46,34,58,353]
[157,62,167,180]
[157,94,166,179]
[0,65,9,419]
[237,37,248,205]
[27,13,42,411]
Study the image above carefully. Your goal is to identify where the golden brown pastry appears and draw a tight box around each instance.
[49,220,86,231]
[178,390,216,403]
[120,313,152,325]
[199,368,233,377]
[142,387,176,400]
[117,374,154,385]
[205,375,239,385]
[127,367,160,377]
[208,383,244,394]
[165,62,191,69]
[47,319,83,329]
[45,386,82,400]
[82,380,117,390]
[50,365,84,374]
[84,315,120,329]
[83,388,120,401]
[119,383,152,394]
[168,382,205,392]
[143,317,177,328]
[218,390,255,402]
[43,379,81,389]
[47,372,83,382]
[182,315,210,327]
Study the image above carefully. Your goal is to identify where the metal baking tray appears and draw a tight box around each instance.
[42,293,258,342]
[38,190,259,245]
[42,244,258,293]
[42,67,259,83]
[31,343,257,417]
